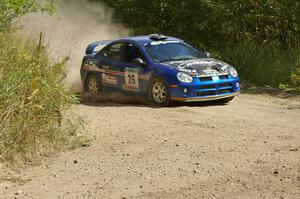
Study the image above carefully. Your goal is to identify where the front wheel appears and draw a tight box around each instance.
[149,78,171,106]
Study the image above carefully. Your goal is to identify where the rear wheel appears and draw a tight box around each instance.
[85,74,102,94]
[149,78,171,106]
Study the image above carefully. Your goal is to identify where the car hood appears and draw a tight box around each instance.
[162,58,231,76]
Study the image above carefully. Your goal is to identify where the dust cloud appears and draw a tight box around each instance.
[17,0,129,92]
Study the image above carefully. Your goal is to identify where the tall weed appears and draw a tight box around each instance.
[0,34,79,162]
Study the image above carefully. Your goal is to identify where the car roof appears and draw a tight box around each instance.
[117,34,183,46]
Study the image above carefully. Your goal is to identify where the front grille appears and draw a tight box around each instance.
[219,89,232,94]
[219,75,229,80]
[199,74,229,81]
[219,83,231,88]
[197,83,233,97]
[199,76,213,81]
[200,84,216,90]
[197,91,217,96]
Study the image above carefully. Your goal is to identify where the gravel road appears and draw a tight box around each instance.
[1,94,299,199]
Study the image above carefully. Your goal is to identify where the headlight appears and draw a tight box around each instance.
[229,67,238,77]
[177,72,193,83]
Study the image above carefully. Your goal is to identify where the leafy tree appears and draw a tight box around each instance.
[99,0,223,48]
[0,0,54,32]
[218,0,300,47]
[95,0,299,49]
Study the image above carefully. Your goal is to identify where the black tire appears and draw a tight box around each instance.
[85,73,102,94]
[149,77,171,106]
[217,96,234,104]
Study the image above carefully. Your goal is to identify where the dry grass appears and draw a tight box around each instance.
[0,34,82,163]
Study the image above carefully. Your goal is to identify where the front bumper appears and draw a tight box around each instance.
[171,92,239,102]
[170,76,240,102]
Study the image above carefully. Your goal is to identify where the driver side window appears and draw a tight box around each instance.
[102,42,145,64]
[125,43,146,64]
[107,43,124,61]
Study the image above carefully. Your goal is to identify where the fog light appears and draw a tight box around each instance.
[183,88,189,94]
[236,83,240,87]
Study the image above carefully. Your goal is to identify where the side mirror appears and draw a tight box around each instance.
[205,51,210,58]
[96,52,107,58]
[133,58,147,67]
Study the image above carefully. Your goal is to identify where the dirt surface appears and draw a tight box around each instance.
[0,94,300,199]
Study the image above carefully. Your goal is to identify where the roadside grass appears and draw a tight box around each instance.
[215,41,300,93]
[0,34,84,163]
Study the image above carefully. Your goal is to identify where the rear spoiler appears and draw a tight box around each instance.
[85,40,112,55]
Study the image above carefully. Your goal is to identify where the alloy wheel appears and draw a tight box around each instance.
[152,82,167,103]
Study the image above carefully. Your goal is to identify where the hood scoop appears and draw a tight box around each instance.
[200,66,221,76]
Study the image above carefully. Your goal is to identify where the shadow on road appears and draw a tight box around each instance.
[79,93,229,108]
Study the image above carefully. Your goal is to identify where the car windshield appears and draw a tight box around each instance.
[145,41,206,62]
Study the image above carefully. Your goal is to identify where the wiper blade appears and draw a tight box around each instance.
[176,58,194,61]
[160,58,194,63]
[160,59,177,62]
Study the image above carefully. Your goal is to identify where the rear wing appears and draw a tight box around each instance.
[85,40,112,55]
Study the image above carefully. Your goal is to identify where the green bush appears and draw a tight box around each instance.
[290,66,300,92]
[0,34,78,162]
[216,41,299,88]
[280,54,300,93]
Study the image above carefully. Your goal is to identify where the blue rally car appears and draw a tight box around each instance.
[81,34,240,106]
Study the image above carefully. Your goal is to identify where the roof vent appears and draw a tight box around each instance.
[149,34,168,41]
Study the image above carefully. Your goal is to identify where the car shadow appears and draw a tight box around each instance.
[79,93,229,108]
[176,100,229,108]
